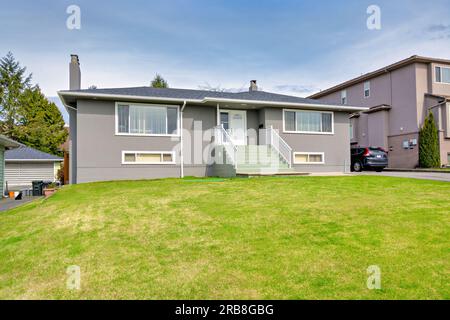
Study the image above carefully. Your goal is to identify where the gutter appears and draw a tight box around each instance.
[427,102,446,110]
[180,101,187,178]
[5,159,63,162]
[57,91,78,112]
[203,97,367,112]
[0,135,22,149]
[363,104,392,114]
[57,91,368,112]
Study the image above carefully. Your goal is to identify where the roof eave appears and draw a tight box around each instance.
[57,91,78,112]
[5,159,63,162]
[204,97,367,111]
[0,135,22,149]
[58,91,200,105]
[58,91,369,112]
[308,55,450,99]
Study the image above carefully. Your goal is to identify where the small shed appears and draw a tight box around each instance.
[0,135,21,196]
[5,146,63,190]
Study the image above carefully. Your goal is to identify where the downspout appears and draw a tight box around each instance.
[180,101,187,178]
[428,101,446,132]
[217,103,220,125]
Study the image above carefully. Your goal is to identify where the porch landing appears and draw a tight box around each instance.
[236,171,310,178]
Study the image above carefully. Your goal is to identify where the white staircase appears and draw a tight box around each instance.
[235,145,293,174]
[214,125,306,176]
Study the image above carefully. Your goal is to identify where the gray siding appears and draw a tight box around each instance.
[5,162,56,189]
[73,99,352,183]
[69,107,77,184]
[76,100,217,183]
[262,108,351,172]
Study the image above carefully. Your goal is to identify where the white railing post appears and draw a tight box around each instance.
[266,126,292,168]
[270,126,273,145]
[215,125,238,169]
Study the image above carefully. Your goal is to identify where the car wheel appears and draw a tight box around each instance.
[375,168,383,172]
[353,161,362,172]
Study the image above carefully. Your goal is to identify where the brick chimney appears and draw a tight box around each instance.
[69,54,81,90]
[249,80,258,92]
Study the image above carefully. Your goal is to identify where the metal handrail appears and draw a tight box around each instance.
[215,125,238,167]
[268,126,292,168]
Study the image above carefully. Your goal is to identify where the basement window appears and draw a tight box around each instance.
[293,152,325,164]
[122,151,175,164]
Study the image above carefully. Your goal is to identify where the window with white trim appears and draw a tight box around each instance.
[117,103,179,135]
[364,81,370,98]
[341,90,347,105]
[294,152,324,164]
[435,66,450,84]
[122,151,175,164]
[284,110,333,134]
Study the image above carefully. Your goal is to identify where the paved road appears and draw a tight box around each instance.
[355,171,450,182]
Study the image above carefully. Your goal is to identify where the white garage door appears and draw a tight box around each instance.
[5,162,55,188]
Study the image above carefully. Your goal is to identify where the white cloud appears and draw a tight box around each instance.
[9,2,450,101]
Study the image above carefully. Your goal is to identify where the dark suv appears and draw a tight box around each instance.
[351,147,388,172]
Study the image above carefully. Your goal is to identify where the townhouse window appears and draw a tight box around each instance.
[341,90,347,105]
[435,66,450,84]
[116,103,179,135]
[364,81,370,98]
[284,109,333,134]
[122,151,175,164]
[294,152,325,164]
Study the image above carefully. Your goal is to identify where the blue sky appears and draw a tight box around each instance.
[1,0,450,122]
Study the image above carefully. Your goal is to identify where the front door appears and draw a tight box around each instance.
[220,110,247,145]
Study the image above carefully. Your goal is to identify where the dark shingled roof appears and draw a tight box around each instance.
[61,86,342,106]
[5,146,63,161]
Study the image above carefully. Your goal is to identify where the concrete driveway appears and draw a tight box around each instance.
[355,171,450,182]
[0,196,41,212]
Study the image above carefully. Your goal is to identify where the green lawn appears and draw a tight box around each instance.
[0,176,449,300]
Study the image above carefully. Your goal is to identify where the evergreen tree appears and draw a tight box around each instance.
[150,74,169,88]
[13,86,67,156]
[0,52,67,156]
[419,111,440,168]
[0,51,32,136]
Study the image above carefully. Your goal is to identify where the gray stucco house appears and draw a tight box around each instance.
[59,55,366,184]
[5,146,63,190]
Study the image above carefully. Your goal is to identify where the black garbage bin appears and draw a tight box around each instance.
[32,180,44,196]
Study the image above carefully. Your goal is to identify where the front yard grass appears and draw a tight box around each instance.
[0,176,448,299]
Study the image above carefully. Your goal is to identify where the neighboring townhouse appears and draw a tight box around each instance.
[58,55,366,184]
[5,146,63,190]
[309,55,450,168]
